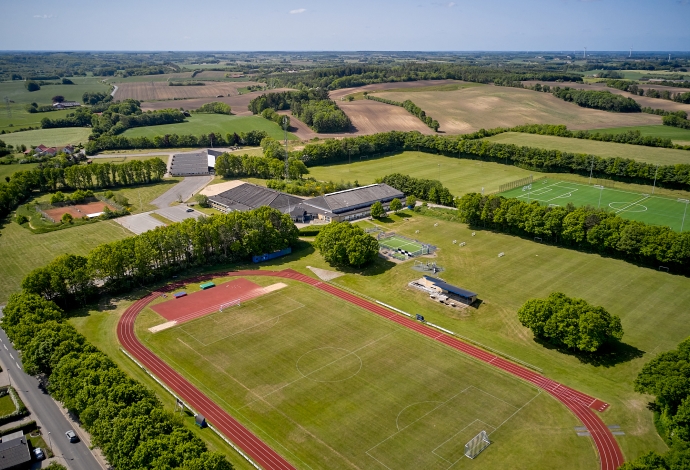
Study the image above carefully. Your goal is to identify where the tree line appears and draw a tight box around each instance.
[248,90,351,133]
[193,101,232,114]
[517,292,623,353]
[0,157,167,219]
[552,87,641,112]
[364,95,440,131]
[663,112,690,130]
[214,152,308,180]
[2,291,233,470]
[379,173,455,206]
[455,193,690,273]
[266,178,358,197]
[620,337,690,469]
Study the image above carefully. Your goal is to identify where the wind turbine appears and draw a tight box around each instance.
[629,46,632,58]
[583,47,587,59]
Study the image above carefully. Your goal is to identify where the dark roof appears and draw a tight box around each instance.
[423,276,477,299]
[0,437,31,470]
[303,184,403,214]
[170,152,209,176]
[208,183,304,214]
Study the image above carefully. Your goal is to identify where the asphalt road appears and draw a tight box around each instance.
[150,175,213,209]
[0,310,102,470]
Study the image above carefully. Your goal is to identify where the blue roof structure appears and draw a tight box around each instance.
[423,276,477,299]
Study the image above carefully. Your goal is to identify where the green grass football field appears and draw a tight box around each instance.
[500,178,688,231]
[136,277,594,470]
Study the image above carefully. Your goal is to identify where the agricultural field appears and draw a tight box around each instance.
[112,80,263,102]
[485,132,690,166]
[0,127,91,148]
[338,99,436,135]
[140,88,294,115]
[374,86,662,133]
[584,69,688,81]
[500,178,689,231]
[589,125,690,146]
[134,276,594,470]
[0,163,38,181]
[122,114,297,140]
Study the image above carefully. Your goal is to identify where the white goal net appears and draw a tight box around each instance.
[464,430,491,459]
[219,299,241,311]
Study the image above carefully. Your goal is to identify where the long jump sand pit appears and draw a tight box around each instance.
[148,278,286,332]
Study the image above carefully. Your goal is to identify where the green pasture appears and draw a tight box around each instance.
[589,125,690,145]
[485,132,690,166]
[0,78,109,105]
[0,108,73,134]
[122,114,296,141]
[134,278,593,470]
[500,179,689,231]
[0,127,91,148]
[0,163,38,181]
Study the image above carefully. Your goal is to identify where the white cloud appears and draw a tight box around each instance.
[33,14,55,18]
[289,8,306,14]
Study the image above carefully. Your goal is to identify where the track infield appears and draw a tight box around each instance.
[121,269,622,470]
[501,179,689,231]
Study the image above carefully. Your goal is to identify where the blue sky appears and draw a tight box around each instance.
[2,0,689,51]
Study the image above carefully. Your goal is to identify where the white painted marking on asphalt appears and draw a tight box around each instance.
[3,345,6,350]
[16,362,20,369]
[9,353,13,359]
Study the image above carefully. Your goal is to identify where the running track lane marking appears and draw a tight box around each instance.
[118,269,624,470]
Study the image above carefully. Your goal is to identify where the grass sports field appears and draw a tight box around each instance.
[500,178,689,231]
[0,127,91,148]
[135,276,594,469]
[486,132,690,166]
[589,125,690,146]
[122,114,296,140]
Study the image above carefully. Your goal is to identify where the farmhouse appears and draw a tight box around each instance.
[302,183,404,222]
[208,182,312,223]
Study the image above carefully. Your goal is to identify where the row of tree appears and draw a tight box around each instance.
[260,108,288,126]
[215,151,308,180]
[380,173,455,206]
[266,178,356,197]
[517,292,623,353]
[22,207,299,306]
[248,90,350,133]
[455,193,690,273]
[2,291,233,470]
[663,112,690,130]
[552,87,641,112]
[84,129,268,155]
[0,158,166,218]
[364,95,440,131]
[194,101,232,114]
[643,88,690,104]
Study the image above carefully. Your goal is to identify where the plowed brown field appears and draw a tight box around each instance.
[140,88,295,114]
[113,81,263,102]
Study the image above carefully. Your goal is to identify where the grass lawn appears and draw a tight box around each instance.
[485,132,690,166]
[500,178,689,231]
[0,108,74,134]
[90,155,169,164]
[589,125,690,145]
[0,219,131,303]
[27,435,53,458]
[100,179,183,213]
[308,151,534,195]
[0,393,16,415]
[0,163,39,181]
[122,115,297,141]
[0,127,91,148]
[128,277,594,469]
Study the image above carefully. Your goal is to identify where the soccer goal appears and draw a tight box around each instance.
[534,237,543,243]
[464,430,491,459]
[219,299,241,311]
[659,266,670,273]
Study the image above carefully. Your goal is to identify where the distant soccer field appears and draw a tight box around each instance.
[501,178,689,231]
[137,278,593,469]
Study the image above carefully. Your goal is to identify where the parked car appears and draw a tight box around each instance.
[65,430,79,443]
[186,208,194,212]
[33,447,45,460]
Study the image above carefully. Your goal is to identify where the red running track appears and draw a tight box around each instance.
[118,269,624,470]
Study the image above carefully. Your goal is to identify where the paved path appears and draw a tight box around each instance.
[150,175,213,209]
[118,269,624,470]
[0,311,104,470]
[114,205,205,235]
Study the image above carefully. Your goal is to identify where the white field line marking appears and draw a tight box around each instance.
[545,188,580,203]
[614,195,650,214]
[471,385,521,410]
[240,333,393,410]
[489,389,542,435]
[554,179,677,201]
[395,401,443,431]
[528,188,553,196]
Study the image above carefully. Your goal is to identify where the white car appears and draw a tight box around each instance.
[65,430,79,443]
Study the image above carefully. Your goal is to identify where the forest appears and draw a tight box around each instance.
[248,90,350,132]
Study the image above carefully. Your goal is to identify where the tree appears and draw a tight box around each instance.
[50,192,65,204]
[313,222,378,267]
[390,198,402,213]
[61,213,73,224]
[288,158,309,180]
[15,214,28,225]
[25,81,40,92]
[370,201,385,219]
[406,195,416,208]
[52,95,65,103]
[517,292,623,353]
[195,194,209,208]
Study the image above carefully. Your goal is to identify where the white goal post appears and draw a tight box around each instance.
[464,430,491,459]
[220,299,241,311]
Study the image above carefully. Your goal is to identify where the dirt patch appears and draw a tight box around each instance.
[376,85,663,133]
[43,201,114,222]
[140,88,295,114]
[306,266,345,282]
[200,180,247,197]
[114,81,265,102]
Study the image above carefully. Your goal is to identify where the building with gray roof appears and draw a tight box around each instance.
[170,151,211,176]
[302,183,404,222]
[0,436,31,470]
[208,182,311,222]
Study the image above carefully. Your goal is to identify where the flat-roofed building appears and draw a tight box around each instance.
[208,182,311,222]
[302,183,404,222]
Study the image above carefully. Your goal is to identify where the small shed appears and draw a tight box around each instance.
[421,276,478,304]
[200,282,215,290]
[174,291,187,299]
[195,414,207,428]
